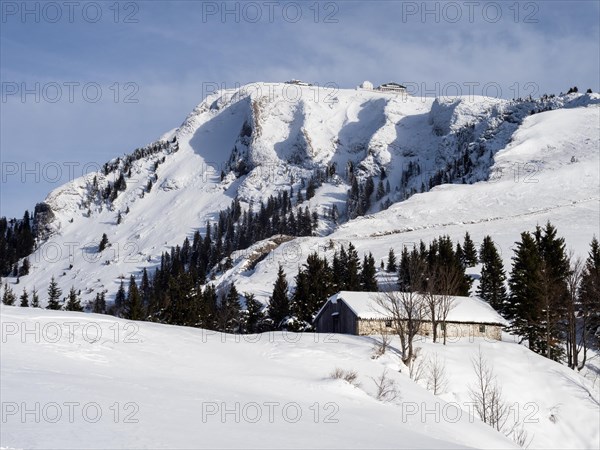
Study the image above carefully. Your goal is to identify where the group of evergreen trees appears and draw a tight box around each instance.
[505,223,600,363]
[346,166,391,219]
[0,211,34,277]
[267,243,378,330]
[395,234,473,296]
[3,209,598,370]
[2,276,81,311]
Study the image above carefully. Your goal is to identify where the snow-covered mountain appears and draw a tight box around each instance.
[7,83,597,305]
[2,83,599,450]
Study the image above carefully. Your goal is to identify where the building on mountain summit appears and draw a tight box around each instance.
[358,81,407,94]
[314,291,507,340]
[377,82,407,93]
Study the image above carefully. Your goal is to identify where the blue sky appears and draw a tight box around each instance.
[1,0,599,218]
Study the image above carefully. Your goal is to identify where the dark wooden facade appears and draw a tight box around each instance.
[313,299,358,334]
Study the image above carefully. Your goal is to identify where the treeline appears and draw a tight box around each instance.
[0,211,34,277]
[272,243,379,330]
[85,137,179,210]
[81,188,321,328]
[505,223,599,367]
[4,220,598,370]
[394,234,475,296]
[385,223,600,367]
[0,138,180,278]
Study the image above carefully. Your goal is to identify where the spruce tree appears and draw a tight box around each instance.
[291,252,335,327]
[477,236,507,311]
[92,292,106,314]
[46,276,62,310]
[220,285,241,333]
[31,288,40,308]
[580,237,600,353]
[376,179,385,201]
[268,265,290,329]
[65,286,84,311]
[19,288,29,307]
[462,232,478,266]
[361,252,378,291]
[346,243,361,290]
[507,232,543,353]
[455,243,464,267]
[140,268,151,309]
[113,280,126,316]
[398,246,411,291]
[2,284,16,305]
[535,222,569,361]
[125,275,144,320]
[386,248,397,273]
[19,258,30,276]
[99,233,109,252]
[244,293,265,333]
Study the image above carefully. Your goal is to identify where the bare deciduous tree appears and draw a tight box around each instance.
[436,265,462,345]
[373,290,426,364]
[565,254,584,369]
[468,349,508,431]
[469,349,534,448]
[407,347,427,382]
[426,353,448,395]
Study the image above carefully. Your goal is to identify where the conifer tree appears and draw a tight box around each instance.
[99,233,109,252]
[220,285,242,333]
[455,243,464,266]
[113,280,126,316]
[376,179,385,201]
[65,286,84,311]
[140,268,151,309]
[125,275,144,320]
[19,258,30,276]
[46,276,62,310]
[462,232,478,266]
[386,248,397,273]
[244,293,265,333]
[398,246,411,291]
[361,252,378,291]
[31,287,40,308]
[2,284,16,305]
[200,284,218,329]
[268,265,290,329]
[579,237,600,361]
[345,243,361,290]
[507,232,543,353]
[92,292,106,314]
[291,252,335,327]
[535,222,569,361]
[19,288,29,307]
[477,236,507,311]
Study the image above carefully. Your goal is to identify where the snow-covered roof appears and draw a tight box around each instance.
[325,291,508,325]
[378,82,406,89]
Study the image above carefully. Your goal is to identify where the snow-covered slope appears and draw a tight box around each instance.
[4,306,598,449]
[215,100,600,301]
[4,85,600,308]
